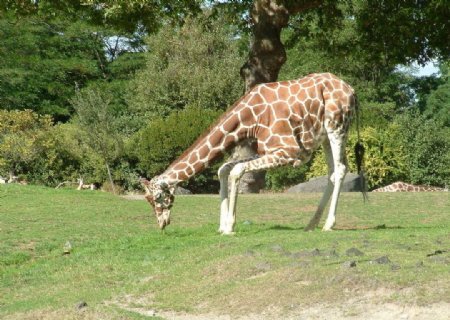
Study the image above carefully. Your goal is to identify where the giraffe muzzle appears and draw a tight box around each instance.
[157,210,171,230]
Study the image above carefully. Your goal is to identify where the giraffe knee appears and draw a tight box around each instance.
[337,164,347,178]
[229,163,246,180]
[218,163,233,178]
[330,164,346,184]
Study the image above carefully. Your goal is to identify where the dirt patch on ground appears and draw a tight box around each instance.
[118,300,450,320]
[105,287,450,320]
[6,301,449,320]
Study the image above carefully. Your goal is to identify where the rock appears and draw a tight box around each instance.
[346,247,364,256]
[76,301,88,310]
[174,186,192,195]
[341,261,357,268]
[415,261,424,268]
[290,248,321,258]
[371,256,391,264]
[326,249,340,257]
[286,173,364,193]
[144,309,157,317]
[290,260,311,268]
[391,264,401,271]
[427,256,450,265]
[271,244,284,252]
[243,250,256,257]
[426,249,446,257]
[255,262,271,272]
[63,241,72,255]
[243,220,253,225]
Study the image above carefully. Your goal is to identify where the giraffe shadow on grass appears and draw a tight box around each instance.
[263,224,407,232]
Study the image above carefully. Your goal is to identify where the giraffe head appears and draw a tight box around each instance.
[141,177,175,230]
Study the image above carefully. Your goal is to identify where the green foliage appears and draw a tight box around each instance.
[128,15,244,122]
[72,88,124,162]
[394,112,450,187]
[0,16,106,120]
[307,127,408,189]
[265,165,310,191]
[1,3,448,191]
[25,123,93,186]
[0,110,53,179]
[422,63,450,126]
[71,87,126,191]
[131,107,222,192]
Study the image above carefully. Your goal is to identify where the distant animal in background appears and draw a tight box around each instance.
[372,181,448,192]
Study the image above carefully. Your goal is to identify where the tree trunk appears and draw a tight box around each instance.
[106,162,116,194]
[233,0,323,193]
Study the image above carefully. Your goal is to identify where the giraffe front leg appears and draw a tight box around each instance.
[218,162,235,233]
[222,163,246,235]
[223,152,297,234]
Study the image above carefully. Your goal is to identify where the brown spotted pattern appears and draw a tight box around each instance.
[143,73,357,231]
[372,182,448,192]
[152,73,355,184]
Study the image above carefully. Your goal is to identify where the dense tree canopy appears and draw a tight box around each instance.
[0,0,449,190]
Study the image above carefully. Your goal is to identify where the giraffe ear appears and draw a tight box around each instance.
[140,177,150,186]
[140,177,151,193]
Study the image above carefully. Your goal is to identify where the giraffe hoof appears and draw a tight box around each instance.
[220,230,236,236]
[322,227,334,232]
[304,221,319,231]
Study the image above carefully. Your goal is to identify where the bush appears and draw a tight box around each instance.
[394,112,450,187]
[0,110,53,180]
[265,165,310,191]
[307,126,408,189]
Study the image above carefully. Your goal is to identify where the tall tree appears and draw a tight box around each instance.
[72,88,124,193]
[0,15,107,120]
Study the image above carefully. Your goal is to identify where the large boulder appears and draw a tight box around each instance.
[174,186,192,195]
[286,173,363,193]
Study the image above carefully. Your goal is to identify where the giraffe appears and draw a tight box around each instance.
[372,181,448,192]
[141,73,365,234]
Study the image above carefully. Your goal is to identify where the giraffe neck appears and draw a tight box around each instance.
[160,101,253,185]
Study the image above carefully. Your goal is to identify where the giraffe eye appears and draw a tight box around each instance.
[155,192,164,203]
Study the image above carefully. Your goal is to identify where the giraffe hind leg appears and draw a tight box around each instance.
[305,139,334,231]
[323,129,348,231]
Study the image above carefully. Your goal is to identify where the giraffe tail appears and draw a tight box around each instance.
[354,95,369,202]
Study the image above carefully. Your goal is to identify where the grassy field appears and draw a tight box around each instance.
[0,184,449,319]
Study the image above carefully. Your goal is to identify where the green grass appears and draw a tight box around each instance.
[0,184,449,319]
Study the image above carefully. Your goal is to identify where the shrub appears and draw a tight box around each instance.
[307,126,408,189]
[0,110,53,180]
[265,165,310,191]
[394,112,450,187]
